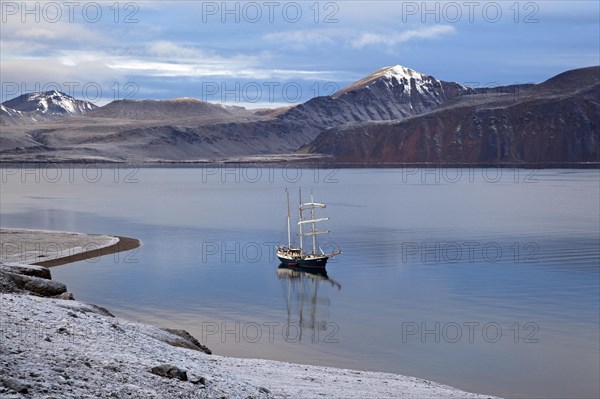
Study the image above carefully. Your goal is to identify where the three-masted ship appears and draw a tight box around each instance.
[276,189,341,268]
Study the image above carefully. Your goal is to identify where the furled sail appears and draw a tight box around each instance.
[298,217,329,225]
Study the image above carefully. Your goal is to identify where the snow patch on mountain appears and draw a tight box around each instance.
[0,104,23,117]
[24,90,95,115]
[381,65,428,82]
[334,65,468,99]
[0,90,97,125]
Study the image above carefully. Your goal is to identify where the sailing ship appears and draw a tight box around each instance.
[276,189,341,268]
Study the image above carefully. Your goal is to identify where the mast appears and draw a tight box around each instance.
[286,189,291,248]
[298,187,303,252]
[310,191,316,255]
[297,193,332,257]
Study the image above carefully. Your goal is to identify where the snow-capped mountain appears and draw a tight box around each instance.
[1,91,97,125]
[3,90,97,115]
[272,64,473,144]
[334,65,469,102]
[302,66,600,165]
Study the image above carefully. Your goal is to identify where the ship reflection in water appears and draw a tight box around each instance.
[276,264,341,342]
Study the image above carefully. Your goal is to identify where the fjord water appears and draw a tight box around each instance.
[1,168,598,398]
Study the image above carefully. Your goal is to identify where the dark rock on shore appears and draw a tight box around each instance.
[13,273,67,297]
[0,263,51,279]
[149,364,188,381]
[1,377,30,394]
[0,262,68,297]
[163,328,213,354]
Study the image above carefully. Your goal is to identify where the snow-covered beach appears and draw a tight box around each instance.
[0,229,499,398]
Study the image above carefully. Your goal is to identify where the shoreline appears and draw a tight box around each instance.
[33,236,141,267]
[0,160,599,169]
[0,228,140,267]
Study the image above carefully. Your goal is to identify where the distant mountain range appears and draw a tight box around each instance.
[1,65,598,166]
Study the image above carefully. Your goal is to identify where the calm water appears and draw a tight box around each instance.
[1,167,598,398]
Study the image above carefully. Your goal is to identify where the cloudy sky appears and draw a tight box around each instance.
[1,1,598,107]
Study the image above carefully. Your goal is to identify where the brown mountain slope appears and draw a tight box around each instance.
[85,98,249,120]
[300,67,600,166]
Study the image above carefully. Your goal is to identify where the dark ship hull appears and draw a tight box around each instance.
[277,254,329,269]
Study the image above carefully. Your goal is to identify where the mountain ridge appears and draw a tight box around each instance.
[86,98,250,120]
[301,66,599,166]
[0,65,598,166]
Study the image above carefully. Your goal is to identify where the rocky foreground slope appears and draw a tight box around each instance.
[0,261,498,398]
